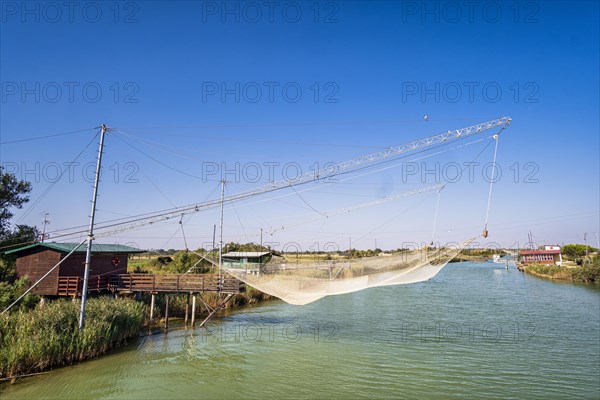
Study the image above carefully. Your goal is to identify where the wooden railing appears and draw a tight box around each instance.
[57,277,79,297]
[108,274,244,293]
[56,274,244,296]
[57,275,110,297]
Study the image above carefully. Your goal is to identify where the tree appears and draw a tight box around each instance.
[562,244,599,260]
[171,251,205,273]
[0,166,32,237]
[0,168,39,282]
[0,225,40,282]
[223,242,269,253]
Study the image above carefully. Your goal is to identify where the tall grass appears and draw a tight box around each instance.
[525,262,600,284]
[0,297,145,380]
[0,287,272,380]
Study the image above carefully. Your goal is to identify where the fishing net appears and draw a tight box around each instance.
[218,238,474,305]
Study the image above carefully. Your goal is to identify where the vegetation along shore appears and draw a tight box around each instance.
[523,262,599,284]
[520,244,599,284]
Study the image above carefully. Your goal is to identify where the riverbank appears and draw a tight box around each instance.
[450,255,489,262]
[450,249,507,263]
[523,263,600,284]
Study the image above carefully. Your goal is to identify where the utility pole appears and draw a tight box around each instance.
[218,179,225,284]
[41,213,50,242]
[584,232,588,264]
[79,124,107,330]
[260,228,263,248]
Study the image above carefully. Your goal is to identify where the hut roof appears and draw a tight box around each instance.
[222,251,271,258]
[4,242,146,255]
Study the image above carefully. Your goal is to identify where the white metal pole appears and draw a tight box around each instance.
[150,293,155,320]
[79,124,106,330]
[218,179,225,285]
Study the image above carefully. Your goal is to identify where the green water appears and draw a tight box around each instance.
[2,262,599,399]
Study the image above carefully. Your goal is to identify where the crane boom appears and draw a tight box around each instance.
[82,117,511,239]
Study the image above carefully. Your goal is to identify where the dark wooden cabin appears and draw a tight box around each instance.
[6,242,145,296]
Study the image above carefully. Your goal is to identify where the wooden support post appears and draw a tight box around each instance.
[150,293,155,320]
[164,295,169,330]
[191,295,197,326]
[185,293,190,326]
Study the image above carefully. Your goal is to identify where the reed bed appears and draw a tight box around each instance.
[0,297,145,380]
[525,263,600,284]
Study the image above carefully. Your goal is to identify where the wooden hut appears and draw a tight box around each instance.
[222,251,272,276]
[6,242,145,296]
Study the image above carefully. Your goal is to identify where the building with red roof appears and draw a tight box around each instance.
[519,245,563,266]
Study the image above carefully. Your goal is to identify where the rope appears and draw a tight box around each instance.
[269,184,442,235]
[184,245,219,275]
[140,169,178,208]
[226,185,250,242]
[355,191,439,244]
[484,135,500,233]
[112,132,216,182]
[16,131,101,223]
[289,183,326,216]
[0,128,95,145]
[431,186,444,244]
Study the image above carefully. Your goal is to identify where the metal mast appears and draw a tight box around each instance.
[218,179,225,285]
[79,124,107,330]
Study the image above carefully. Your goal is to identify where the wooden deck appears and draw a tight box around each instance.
[56,274,244,297]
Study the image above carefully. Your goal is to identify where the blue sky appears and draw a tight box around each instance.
[1,1,598,251]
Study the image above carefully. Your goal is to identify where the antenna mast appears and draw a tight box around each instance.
[41,213,50,242]
[79,124,107,330]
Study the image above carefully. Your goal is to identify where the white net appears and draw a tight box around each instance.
[220,238,474,305]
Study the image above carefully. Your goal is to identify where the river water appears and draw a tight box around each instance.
[2,262,599,399]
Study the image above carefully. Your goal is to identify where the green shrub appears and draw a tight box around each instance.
[0,277,39,312]
[568,263,600,283]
